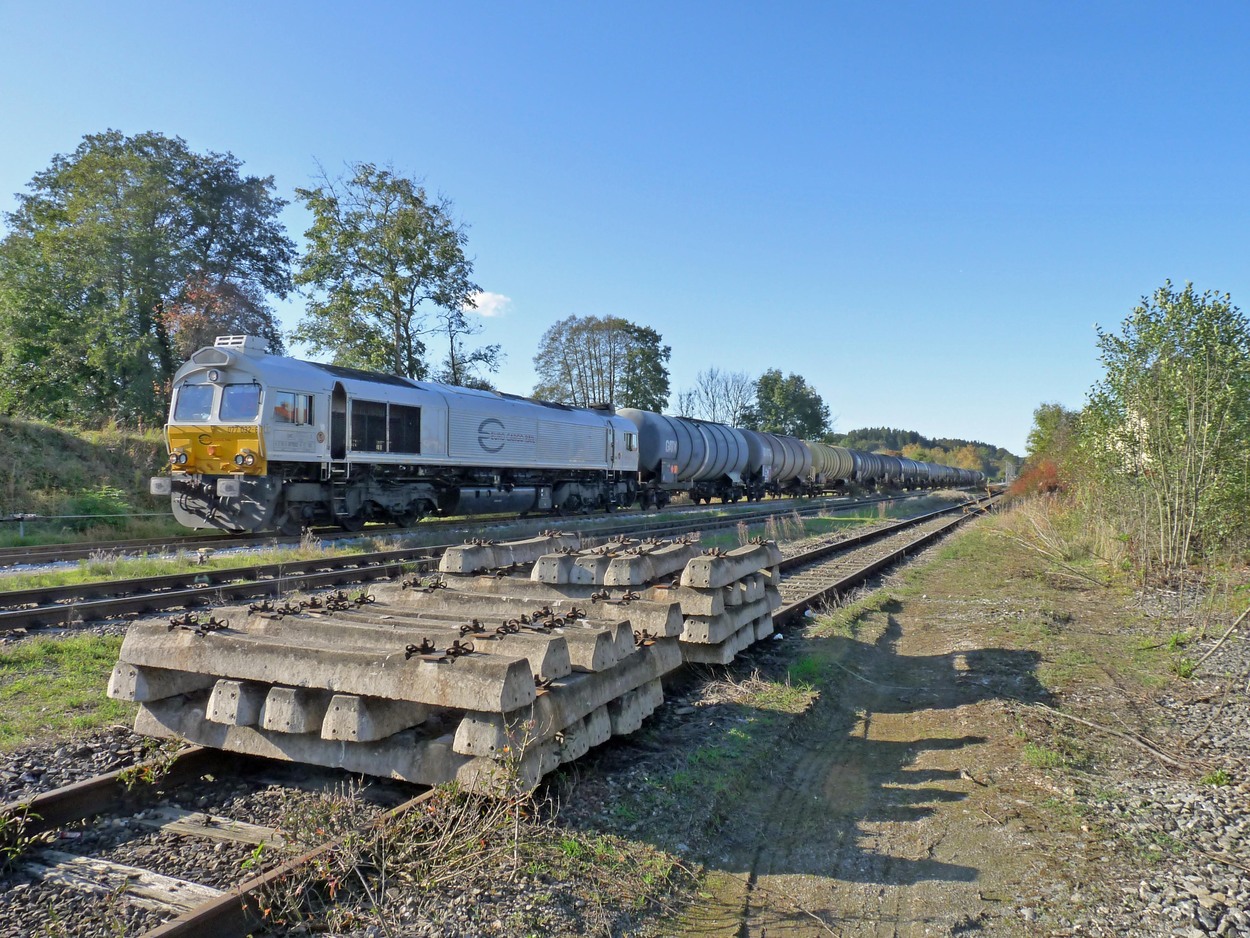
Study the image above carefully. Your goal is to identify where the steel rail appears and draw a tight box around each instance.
[0,547,441,610]
[0,491,928,568]
[0,493,960,631]
[0,748,232,841]
[772,498,997,628]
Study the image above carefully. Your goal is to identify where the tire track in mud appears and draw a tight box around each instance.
[682,609,1055,938]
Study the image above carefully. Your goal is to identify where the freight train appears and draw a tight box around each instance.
[151,336,984,534]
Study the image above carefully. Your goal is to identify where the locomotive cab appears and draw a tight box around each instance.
[152,336,289,532]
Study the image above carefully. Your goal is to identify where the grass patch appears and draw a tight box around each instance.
[0,539,364,592]
[1038,647,1098,690]
[0,416,171,545]
[809,591,899,639]
[1200,768,1232,786]
[0,635,135,749]
[1022,742,1064,769]
[254,777,692,935]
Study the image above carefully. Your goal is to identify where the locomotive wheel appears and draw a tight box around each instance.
[277,514,304,537]
[338,513,366,533]
[393,502,428,527]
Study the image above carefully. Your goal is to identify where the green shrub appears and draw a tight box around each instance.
[62,485,132,531]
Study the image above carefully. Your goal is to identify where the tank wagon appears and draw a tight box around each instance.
[745,429,812,498]
[616,409,753,508]
[618,413,985,505]
[152,338,985,534]
[151,336,640,534]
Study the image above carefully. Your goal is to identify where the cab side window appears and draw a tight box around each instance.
[272,391,313,425]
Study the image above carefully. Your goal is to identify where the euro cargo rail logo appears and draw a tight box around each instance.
[478,418,535,453]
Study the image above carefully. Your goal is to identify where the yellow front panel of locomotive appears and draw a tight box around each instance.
[166,425,267,475]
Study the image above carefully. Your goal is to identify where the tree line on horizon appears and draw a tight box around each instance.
[0,129,1011,465]
[829,427,1013,478]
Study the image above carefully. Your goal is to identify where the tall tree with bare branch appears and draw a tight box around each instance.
[532,315,669,410]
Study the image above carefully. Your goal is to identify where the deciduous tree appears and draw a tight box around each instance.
[745,369,830,438]
[0,130,293,424]
[293,163,480,380]
[532,315,670,411]
[680,367,756,424]
[1084,281,1250,578]
[163,276,287,362]
[1026,403,1080,463]
[430,301,501,389]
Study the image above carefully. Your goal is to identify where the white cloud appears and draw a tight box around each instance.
[466,290,511,318]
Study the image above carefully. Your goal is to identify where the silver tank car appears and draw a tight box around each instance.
[739,429,811,498]
[876,454,903,486]
[804,441,856,493]
[895,457,922,487]
[618,409,750,507]
[851,449,887,486]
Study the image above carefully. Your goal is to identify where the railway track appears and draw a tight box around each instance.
[0,494,995,936]
[0,491,920,569]
[0,747,419,937]
[772,500,994,626]
[0,492,951,634]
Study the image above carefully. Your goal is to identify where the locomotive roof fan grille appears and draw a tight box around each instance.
[192,335,268,368]
[213,335,269,355]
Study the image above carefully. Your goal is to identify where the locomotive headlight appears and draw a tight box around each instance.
[207,369,221,382]
[234,454,245,466]
[235,449,256,467]
[170,450,188,466]
[243,453,255,466]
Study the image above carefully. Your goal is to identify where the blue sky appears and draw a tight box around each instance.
[3,2,1248,455]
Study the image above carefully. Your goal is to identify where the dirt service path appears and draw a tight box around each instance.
[673,541,1111,936]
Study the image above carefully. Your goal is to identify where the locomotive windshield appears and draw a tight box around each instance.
[220,384,261,421]
[173,384,214,421]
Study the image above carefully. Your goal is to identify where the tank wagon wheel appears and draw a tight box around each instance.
[338,514,366,533]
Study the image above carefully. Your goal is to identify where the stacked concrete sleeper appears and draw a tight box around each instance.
[108,532,782,791]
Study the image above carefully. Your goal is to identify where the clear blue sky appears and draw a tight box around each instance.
[3,1,1248,455]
